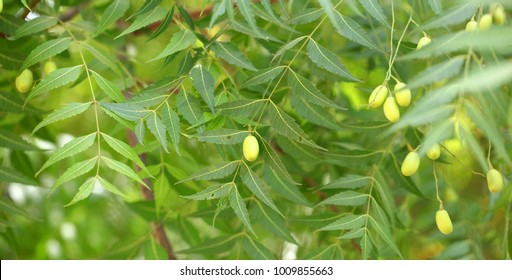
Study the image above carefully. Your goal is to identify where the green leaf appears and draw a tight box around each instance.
[37,132,97,175]
[242,236,275,260]
[52,157,97,192]
[288,70,344,109]
[263,167,312,207]
[217,99,265,117]
[306,39,358,81]
[22,37,72,70]
[154,174,171,216]
[82,43,123,76]
[318,174,371,190]
[26,65,83,103]
[0,91,41,114]
[360,230,374,259]
[32,102,92,134]
[13,16,57,39]
[0,199,35,221]
[91,71,125,102]
[252,201,297,244]
[147,6,175,41]
[209,0,227,28]
[368,215,402,258]
[181,182,233,200]
[128,0,161,20]
[65,177,96,206]
[229,186,255,235]
[177,161,240,184]
[177,235,239,255]
[358,0,389,27]
[0,48,24,70]
[146,112,168,152]
[317,191,369,206]
[241,164,282,216]
[258,0,295,33]
[288,8,323,25]
[101,133,149,175]
[149,29,196,61]
[101,102,148,121]
[0,167,38,186]
[417,120,453,156]
[260,138,297,185]
[197,129,249,144]
[423,3,476,30]
[0,130,39,151]
[143,236,167,260]
[177,89,205,129]
[273,36,307,59]
[290,96,341,130]
[177,5,195,30]
[97,176,128,198]
[95,0,130,35]
[407,56,465,89]
[428,0,443,14]
[319,214,366,231]
[339,228,366,239]
[116,6,167,38]
[126,92,167,108]
[242,66,285,88]
[211,42,257,71]
[237,0,260,34]
[135,119,146,144]
[190,65,216,114]
[161,102,181,154]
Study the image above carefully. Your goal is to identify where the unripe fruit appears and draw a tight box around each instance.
[487,168,503,193]
[401,151,420,176]
[368,85,387,108]
[479,14,493,30]
[416,36,431,50]
[43,61,57,76]
[15,69,33,93]
[394,82,411,107]
[493,5,506,25]
[426,143,441,160]
[465,20,478,32]
[436,209,453,235]
[243,135,259,162]
[383,96,400,122]
[193,39,204,48]
[0,0,3,13]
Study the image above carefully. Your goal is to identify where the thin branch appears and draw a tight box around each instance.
[19,0,41,19]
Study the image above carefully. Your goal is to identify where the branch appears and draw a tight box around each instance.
[19,0,41,20]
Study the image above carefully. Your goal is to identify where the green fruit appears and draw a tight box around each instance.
[479,14,493,30]
[368,85,388,108]
[416,36,431,50]
[243,135,259,162]
[436,209,453,235]
[493,5,506,25]
[15,69,33,93]
[465,20,478,31]
[401,151,420,176]
[383,96,400,122]
[394,82,411,107]
[44,61,58,76]
[487,168,503,193]
[0,0,3,13]
[426,143,441,160]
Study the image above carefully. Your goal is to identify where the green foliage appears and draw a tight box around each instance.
[1,0,511,261]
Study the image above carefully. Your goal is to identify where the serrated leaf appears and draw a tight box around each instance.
[360,230,374,259]
[252,201,297,244]
[0,91,41,114]
[177,161,240,184]
[178,235,239,255]
[211,42,257,71]
[37,132,96,175]
[127,92,167,108]
[177,5,195,30]
[288,8,323,24]
[91,71,124,102]
[358,0,389,27]
[242,236,275,260]
[97,176,128,198]
[258,0,295,33]
[241,164,282,216]
[65,177,96,206]
[101,133,149,175]
[146,112,168,152]
[82,43,123,76]
[128,0,161,20]
[260,138,298,185]
[190,65,216,113]
[0,130,39,151]
[306,39,358,81]
[182,182,233,200]
[101,102,148,121]
[149,29,196,61]
[13,16,57,39]
[428,0,443,14]
[147,6,175,41]
[368,215,402,258]
[317,191,369,206]
[423,3,476,30]
[288,70,344,109]
[197,129,249,144]
[318,174,371,190]
[135,119,146,144]
[407,56,465,89]
[263,167,312,207]
[273,36,307,59]
[177,89,205,129]
[229,187,255,235]
[0,48,24,70]
[52,157,97,192]
[210,0,227,28]
[161,102,180,154]
[242,66,285,88]
[217,99,265,117]
[22,37,71,70]
[339,227,366,239]
[26,65,83,102]
[116,6,167,38]
[95,0,130,35]
[0,167,38,185]
[291,96,341,130]
[32,102,92,134]
[237,0,260,34]
[319,214,366,231]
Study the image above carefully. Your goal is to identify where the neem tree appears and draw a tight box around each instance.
[0,0,511,260]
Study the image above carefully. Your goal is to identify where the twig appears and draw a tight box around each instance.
[19,0,41,19]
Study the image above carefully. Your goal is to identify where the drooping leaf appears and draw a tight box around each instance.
[181,182,233,200]
[154,174,171,216]
[177,5,195,30]
[22,37,72,70]
[143,236,167,260]
[210,0,227,28]
[260,138,298,184]
[306,39,358,81]
[116,6,167,38]
[149,29,196,61]
[317,191,369,206]
[65,177,96,206]
[101,133,149,175]
[26,65,83,102]
[242,66,285,88]
[190,65,216,113]
[52,157,97,192]
[178,235,239,255]
[95,0,130,35]
[82,43,123,76]
[290,96,341,130]
[177,90,204,128]
[252,201,297,244]
[237,0,260,34]
[91,71,125,102]
[242,236,275,260]
[407,56,465,89]
[360,230,374,259]
[97,176,128,198]
[241,164,282,216]
[177,161,240,184]
[211,42,257,71]
[146,112,168,152]
[13,16,58,39]
[229,186,255,235]
[428,0,443,14]
[0,167,38,186]
[161,101,181,154]
[0,91,41,114]
[147,6,175,41]
[0,130,39,151]
[288,8,323,25]
[423,2,476,30]
[273,36,307,59]
[358,0,389,27]
[197,129,249,144]
[128,0,162,20]
[318,174,371,190]
[288,70,344,109]
[32,102,92,135]
[368,215,402,258]
[263,167,312,207]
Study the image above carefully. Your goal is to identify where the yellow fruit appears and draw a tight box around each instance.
[426,143,441,160]
[487,168,504,193]
[493,5,506,25]
[43,61,57,76]
[368,85,388,108]
[0,0,3,13]
[479,14,493,30]
[416,36,431,50]
[15,69,33,93]
[465,20,478,31]
[394,82,411,107]
[436,209,453,235]
[243,135,259,162]
[193,39,204,48]
[383,96,400,122]
[401,151,420,176]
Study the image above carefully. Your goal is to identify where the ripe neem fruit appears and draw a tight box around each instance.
[243,135,259,162]
[368,85,388,108]
[0,0,3,13]
[493,5,506,25]
[426,143,441,160]
[15,69,34,93]
[479,14,493,30]
[44,61,58,76]
[436,209,453,235]
[401,151,420,176]
[416,36,431,50]
[383,96,400,122]
[394,82,411,107]
[465,20,478,31]
[487,168,504,193]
